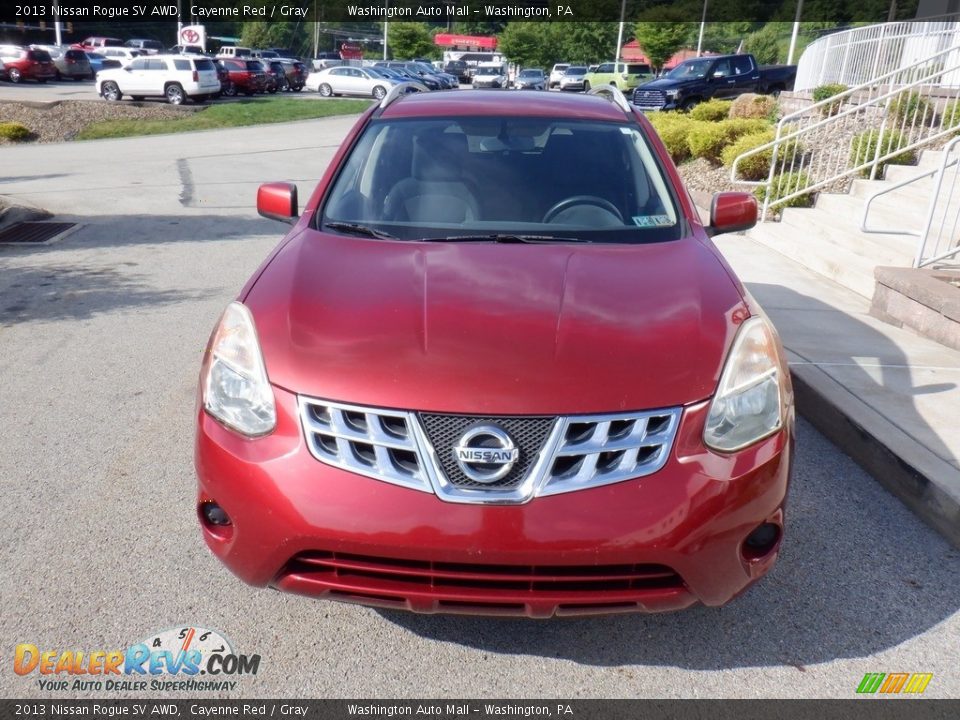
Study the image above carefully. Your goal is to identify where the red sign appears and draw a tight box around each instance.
[433,34,497,50]
[340,42,363,60]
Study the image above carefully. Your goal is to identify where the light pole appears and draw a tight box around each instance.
[614,0,626,66]
[696,0,708,56]
[787,0,804,64]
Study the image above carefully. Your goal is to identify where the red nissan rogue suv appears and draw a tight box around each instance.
[195,87,794,617]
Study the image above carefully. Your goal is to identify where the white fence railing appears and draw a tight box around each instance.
[861,136,960,267]
[795,17,960,92]
[731,44,960,221]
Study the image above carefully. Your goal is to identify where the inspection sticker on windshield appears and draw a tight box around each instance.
[633,215,673,227]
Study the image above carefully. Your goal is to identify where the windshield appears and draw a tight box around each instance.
[665,59,714,79]
[321,117,681,244]
[519,70,542,78]
[565,67,587,76]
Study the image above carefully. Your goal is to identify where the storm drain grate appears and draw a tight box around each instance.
[0,222,76,245]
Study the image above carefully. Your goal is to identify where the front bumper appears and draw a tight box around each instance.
[196,387,792,617]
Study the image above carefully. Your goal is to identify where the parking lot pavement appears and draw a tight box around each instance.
[1,119,959,699]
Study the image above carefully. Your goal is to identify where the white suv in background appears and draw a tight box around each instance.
[549,63,570,89]
[96,54,220,105]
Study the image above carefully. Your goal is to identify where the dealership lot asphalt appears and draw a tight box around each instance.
[1,117,959,699]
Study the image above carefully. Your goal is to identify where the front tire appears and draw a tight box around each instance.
[681,98,700,112]
[165,83,185,105]
[101,81,122,101]
[9,69,21,83]
[318,83,332,97]
[372,85,387,100]
[222,81,237,97]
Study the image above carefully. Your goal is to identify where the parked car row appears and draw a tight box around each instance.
[304,60,459,99]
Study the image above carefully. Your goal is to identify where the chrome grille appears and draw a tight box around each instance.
[299,396,682,504]
[540,410,681,496]
[299,399,430,492]
[418,414,555,489]
[632,89,666,109]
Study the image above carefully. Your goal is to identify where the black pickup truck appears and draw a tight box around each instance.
[632,54,796,112]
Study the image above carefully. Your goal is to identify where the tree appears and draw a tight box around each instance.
[745,23,784,65]
[497,23,564,69]
[634,14,697,71]
[559,22,619,64]
[240,22,296,51]
[387,23,437,60]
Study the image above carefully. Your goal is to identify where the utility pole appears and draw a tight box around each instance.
[787,0,804,65]
[54,4,61,45]
[614,0,626,66]
[697,0,709,56]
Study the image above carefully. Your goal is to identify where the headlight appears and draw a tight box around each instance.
[202,302,276,437]
[665,89,680,98]
[703,316,786,452]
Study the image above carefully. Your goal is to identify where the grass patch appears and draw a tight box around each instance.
[75,98,372,140]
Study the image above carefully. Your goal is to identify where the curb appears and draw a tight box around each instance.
[792,364,960,549]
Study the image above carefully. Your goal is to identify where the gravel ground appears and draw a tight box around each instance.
[0,100,194,143]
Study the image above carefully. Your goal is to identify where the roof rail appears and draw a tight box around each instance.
[586,85,632,115]
[378,81,429,110]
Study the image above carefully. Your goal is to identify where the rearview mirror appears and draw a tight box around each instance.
[708,192,757,237]
[257,182,299,224]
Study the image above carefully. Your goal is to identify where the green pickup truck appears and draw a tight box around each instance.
[583,62,653,92]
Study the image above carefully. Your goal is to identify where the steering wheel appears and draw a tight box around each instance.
[542,195,623,224]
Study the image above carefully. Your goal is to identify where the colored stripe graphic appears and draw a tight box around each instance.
[856,672,932,694]
[880,673,909,693]
[857,673,885,694]
[903,674,933,694]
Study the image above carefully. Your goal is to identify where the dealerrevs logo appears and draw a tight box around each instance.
[14,626,260,692]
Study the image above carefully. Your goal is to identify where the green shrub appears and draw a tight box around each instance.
[754,171,815,209]
[686,121,729,162]
[722,118,771,139]
[722,131,803,181]
[812,83,847,117]
[721,131,775,179]
[888,91,934,127]
[729,93,778,120]
[689,99,733,122]
[687,118,771,164]
[654,117,697,163]
[0,122,32,142]
[849,129,917,177]
[942,99,960,133]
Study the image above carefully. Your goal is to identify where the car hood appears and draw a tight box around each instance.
[245,232,747,415]
[638,77,700,90]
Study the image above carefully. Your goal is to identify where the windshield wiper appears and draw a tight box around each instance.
[324,222,397,240]
[422,234,592,244]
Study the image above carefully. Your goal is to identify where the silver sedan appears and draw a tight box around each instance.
[306,66,398,100]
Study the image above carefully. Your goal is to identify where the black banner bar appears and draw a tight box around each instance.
[0,0,933,24]
[2,701,960,720]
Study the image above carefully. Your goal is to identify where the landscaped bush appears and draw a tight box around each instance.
[754,171,815,209]
[888,91,935,127]
[729,93,778,121]
[0,122,32,142]
[849,128,917,177]
[690,99,733,122]
[942,99,960,133]
[812,83,848,117]
[646,112,696,163]
[721,131,803,181]
[687,118,771,163]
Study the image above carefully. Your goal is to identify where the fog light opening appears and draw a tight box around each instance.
[743,522,781,560]
[203,502,231,526]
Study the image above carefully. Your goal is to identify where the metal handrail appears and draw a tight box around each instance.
[730,41,960,220]
[859,135,960,266]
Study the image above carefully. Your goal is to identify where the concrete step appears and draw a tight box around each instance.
[884,163,942,183]
[778,203,914,267]
[746,220,883,298]
[849,176,937,201]
[810,194,925,255]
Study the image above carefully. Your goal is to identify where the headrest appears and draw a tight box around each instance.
[413,130,468,182]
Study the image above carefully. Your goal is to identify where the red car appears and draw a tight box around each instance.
[0,46,56,83]
[218,58,266,96]
[195,88,794,618]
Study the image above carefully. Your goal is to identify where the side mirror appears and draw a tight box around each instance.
[708,192,757,237]
[257,182,299,224]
